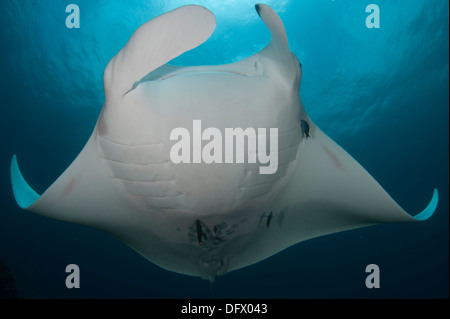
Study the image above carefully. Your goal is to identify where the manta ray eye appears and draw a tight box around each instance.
[300,119,310,138]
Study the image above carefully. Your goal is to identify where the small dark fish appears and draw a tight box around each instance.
[301,120,310,138]
[196,219,204,245]
[213,225,219,234]
[266,211,273,228]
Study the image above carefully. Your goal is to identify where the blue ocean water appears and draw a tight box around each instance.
[0,0,448,298]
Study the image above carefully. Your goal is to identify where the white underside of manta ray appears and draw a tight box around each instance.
[11,4,438,281]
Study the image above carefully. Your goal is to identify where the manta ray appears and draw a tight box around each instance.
[10,4,438,281]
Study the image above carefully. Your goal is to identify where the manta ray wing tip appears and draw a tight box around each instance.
[10,154,40,209]
[412,188,439,221]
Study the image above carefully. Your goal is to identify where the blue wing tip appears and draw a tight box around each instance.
[413,188,439,221]
[10,155,40,209]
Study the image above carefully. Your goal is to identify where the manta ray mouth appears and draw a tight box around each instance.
[159,71,250,80]
[128,55,265,94]
[129,69,252,93]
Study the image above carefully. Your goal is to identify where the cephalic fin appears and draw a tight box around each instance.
[103,5,216,100]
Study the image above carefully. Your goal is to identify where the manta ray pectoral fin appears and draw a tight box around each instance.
[274,127,439,239]
[10,136,206,278]
[226,128,438,274]
[10,132,133,232]
[103,5,216,99]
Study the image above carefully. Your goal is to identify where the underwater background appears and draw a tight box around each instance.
[0,0,448,298]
